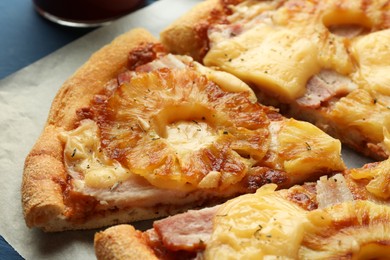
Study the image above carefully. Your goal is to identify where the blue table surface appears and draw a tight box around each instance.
[0,0,156,258]
[0,0,156,80]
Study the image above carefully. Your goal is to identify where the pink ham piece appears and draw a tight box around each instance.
[135,54,188,73]
[118,54,188,85]
[117,70,135,85]
[297,69,357,108]
[327,24,367,38]
[151,205,219,251]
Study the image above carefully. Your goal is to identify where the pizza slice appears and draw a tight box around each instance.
[94,158,390,259]
[22,28,345,232]
[160,0,390,160]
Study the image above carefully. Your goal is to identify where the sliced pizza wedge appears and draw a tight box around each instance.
[160,0,390,160]
[94,158,390,259]
[22,28,344,232]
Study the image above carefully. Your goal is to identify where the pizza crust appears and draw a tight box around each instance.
[33,204,205,232]
[95,225,158,260]
[22,28,160,231]
[160,0,223,61]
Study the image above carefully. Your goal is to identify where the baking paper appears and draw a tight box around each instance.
[0,0,373,259]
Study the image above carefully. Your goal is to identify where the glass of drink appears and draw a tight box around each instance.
[33,0,146,27]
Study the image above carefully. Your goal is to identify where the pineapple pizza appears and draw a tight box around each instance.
[161,0,390,160]
[22,28,344,232]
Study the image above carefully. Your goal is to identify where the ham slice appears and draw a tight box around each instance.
[118,54,190,85]
[148,206,219,252]
[328,24,367,38]
[136,54,189,73]
[297,69,357,108]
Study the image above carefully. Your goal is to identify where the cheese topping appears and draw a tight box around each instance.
[205,184,309,259]
[60,119,130,190]
[205,25,321,101]
[194,62,257,103]
[351,29,390,96]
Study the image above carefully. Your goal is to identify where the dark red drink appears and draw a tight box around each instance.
[33,0,145,27]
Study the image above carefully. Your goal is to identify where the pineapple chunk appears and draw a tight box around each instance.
[276,119,344,182]
[349,158,390,200]
[205,184,309,259]
[329,89,390,144]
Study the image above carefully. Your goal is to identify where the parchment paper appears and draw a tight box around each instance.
[0,0,373,259]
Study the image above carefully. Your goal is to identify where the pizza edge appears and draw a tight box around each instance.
[21,28,161,231]
[160,0,223,61]
[95,224,158,260]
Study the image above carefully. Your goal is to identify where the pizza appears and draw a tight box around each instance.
[21,28,345,232]
[94,158,390,259]
[160,0,390,160]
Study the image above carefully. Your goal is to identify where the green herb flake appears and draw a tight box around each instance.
[254,224,263,239]
[71,148,77,158]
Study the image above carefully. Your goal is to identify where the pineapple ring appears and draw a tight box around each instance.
[96,68,270,190]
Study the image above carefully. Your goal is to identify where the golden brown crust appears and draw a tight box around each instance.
[22,28,160,231]
[48,28,159,129]
[22,125,66,229]
[160,0,223,61]
[37,203,214,232]
[95,225,158,260]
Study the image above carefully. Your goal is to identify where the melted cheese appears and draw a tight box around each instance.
[61,119,131,189]
[351,29,390,96]
[205,184,309,259]
[194,62,257,102]
[205,25,321,101]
